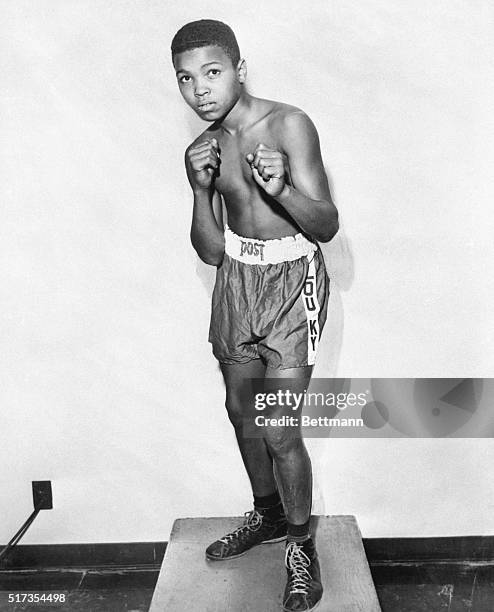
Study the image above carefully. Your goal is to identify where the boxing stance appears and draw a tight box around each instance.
[171,19,339,612]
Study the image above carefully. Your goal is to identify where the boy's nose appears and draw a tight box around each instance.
[194,80,210,97]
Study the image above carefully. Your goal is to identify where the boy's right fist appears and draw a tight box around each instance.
[186,138,220,190]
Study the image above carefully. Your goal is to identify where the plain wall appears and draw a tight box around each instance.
[1,0,493,544]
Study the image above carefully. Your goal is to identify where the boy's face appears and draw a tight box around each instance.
[173,45,244,121]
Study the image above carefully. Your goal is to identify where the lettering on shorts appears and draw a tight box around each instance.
[302,261,321,362]
[240,240,265,261]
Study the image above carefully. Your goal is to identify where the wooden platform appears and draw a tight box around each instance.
[149,515,381,611]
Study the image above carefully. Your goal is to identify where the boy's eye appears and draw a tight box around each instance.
[208,69,221,77]
[178,75,191,84]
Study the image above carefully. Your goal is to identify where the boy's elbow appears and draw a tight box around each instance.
[325,221,339,242]
[317,215,339,243]
[190,233,224,266]
[193,244,223,266]
[199,252,224,266]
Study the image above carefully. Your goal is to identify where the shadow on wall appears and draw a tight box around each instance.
[322,164,355,292]
[308,166,355,516]
[313,165,354,379]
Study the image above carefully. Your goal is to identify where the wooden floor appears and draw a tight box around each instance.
[0,562,493,611]
[0,535,493,612]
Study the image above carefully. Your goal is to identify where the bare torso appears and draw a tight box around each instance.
[194,98,302,240]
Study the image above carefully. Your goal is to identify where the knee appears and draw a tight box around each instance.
[264,430,303,459]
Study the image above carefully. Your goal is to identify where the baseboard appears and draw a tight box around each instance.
[1,536,493,571]
[0,542,167,571]
[363,535,494,563]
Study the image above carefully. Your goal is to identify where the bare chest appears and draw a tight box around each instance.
[214,129,282,198]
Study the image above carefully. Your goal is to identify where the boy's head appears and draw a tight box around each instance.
[172,20,246,122]
[171,19,240,68]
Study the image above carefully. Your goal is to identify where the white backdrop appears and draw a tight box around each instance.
[1,0,493,544]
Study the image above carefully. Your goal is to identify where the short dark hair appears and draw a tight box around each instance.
[171,19,240,66]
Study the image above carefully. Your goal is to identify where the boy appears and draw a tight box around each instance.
[171,19,338,612]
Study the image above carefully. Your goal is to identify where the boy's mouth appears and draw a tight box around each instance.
[197,102,216,112]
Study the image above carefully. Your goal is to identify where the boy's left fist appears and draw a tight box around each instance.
[246,143,286,198]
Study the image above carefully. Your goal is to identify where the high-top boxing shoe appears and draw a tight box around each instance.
[205,503,287,561]
[283,538,323,611]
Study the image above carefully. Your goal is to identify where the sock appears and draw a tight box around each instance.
[253,490,284,520]
[287,518,311,542]
[254,490,281,509]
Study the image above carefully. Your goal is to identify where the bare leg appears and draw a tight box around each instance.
[220,360,278,497]
[263,365,314,525]
[205,362,313,562]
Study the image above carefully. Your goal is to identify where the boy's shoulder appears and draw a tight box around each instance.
[254,98,314,128]
[265,99,306,116]
[256,100,319,147]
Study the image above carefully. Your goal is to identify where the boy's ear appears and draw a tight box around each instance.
[237,58,247,83]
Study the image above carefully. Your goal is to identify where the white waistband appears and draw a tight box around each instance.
[224,225,317,265]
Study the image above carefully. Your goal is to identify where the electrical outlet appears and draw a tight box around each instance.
[32,481,53,510]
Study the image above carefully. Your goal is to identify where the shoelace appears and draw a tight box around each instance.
[285,541,312,595]
[219,509,263,544]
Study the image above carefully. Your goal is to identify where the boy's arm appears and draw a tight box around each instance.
[185,140,225,266]
[247,112,339,243]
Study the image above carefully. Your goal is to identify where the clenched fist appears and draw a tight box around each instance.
[246,143,287,197]
[186,138,220,191]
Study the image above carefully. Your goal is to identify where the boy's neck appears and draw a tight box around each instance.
[219,92,258,135]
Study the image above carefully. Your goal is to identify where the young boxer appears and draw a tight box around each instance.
[172,19,339,611]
